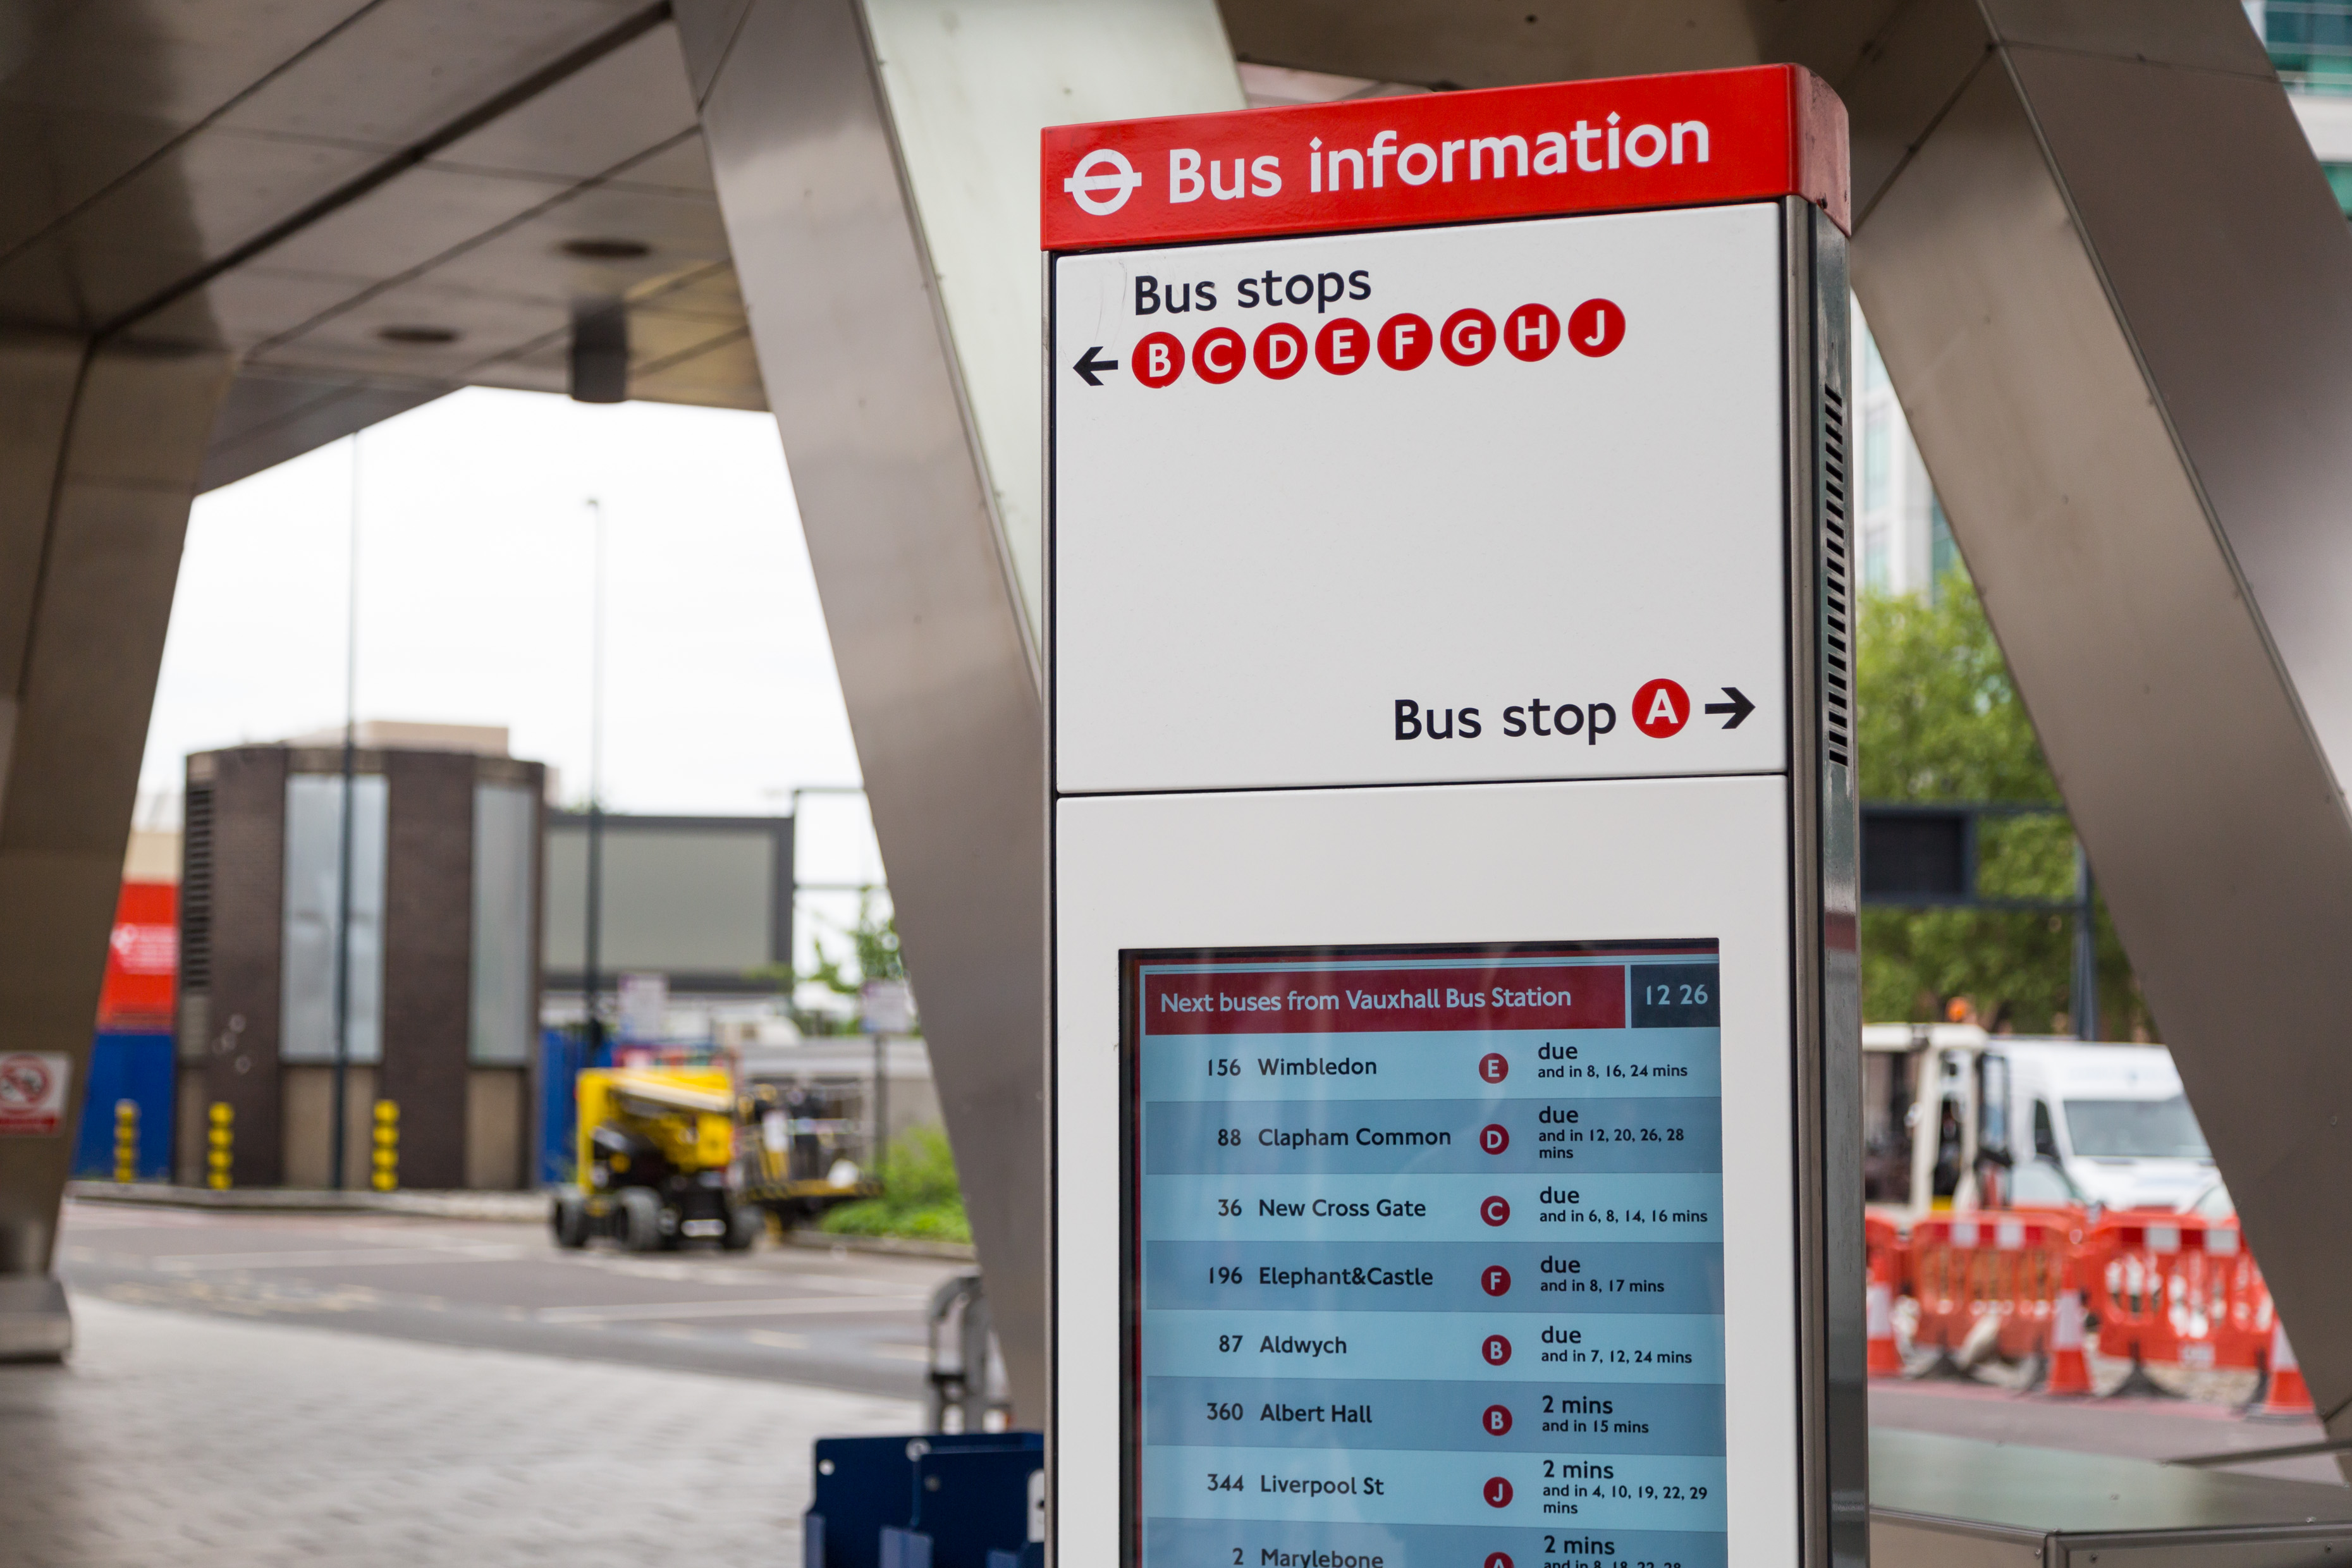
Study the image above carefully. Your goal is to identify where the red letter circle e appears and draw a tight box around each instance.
[1134,331,1184,388]
[1483,1404,1514,1435]
[1254,321,1308,379]
[1479,1052,1509,1084]
[1442,308,1495,365]
[1483,1333,1512,1365]
[1378,312,1432,370]
[1569,298,1625,357]
[1633,678,1689,738]
[1315,318,1369,376]
[1481,1123,1509,1155]
[1192,327,1244,384]
[1484,1476,1514,1509]
[1504,303,1560,362]
[1481,1195,1511,1227]
[1482,1265,1511,1297]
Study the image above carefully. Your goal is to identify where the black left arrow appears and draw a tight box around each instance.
[1703,687,1755,729]
[1073,346,1119,386]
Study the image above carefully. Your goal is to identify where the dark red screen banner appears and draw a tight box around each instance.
[1042,64,1847,252]
[1141,965,1625,1034]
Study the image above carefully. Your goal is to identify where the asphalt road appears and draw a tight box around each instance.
[56,1198,970,1400]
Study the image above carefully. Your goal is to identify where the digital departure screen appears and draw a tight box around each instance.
[1127,942,1727,1568]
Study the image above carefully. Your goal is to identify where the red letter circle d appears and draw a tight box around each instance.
[1442,308,1495,365]
[1569,298,1624,357]
[1192,327,1244,384]
[1134,331,1184,388]
[1633,678,1689,738]
[1254,322,1308,379]
[1481,1195,1511,1227]
[1481,1123,1509,1155]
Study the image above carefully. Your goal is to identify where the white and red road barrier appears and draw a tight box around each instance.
[1866,1208,2303,1401]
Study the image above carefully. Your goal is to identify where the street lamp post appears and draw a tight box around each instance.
[329,434,361,1190]
[583,498,607,1060]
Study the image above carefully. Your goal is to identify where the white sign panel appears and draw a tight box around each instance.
[0,1052,71,1137]
[1052,204,1785,795]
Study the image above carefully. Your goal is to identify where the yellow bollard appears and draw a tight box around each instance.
[207,1101,233,1190]
[371,1100,399,1192]
[113,1099,137,1184]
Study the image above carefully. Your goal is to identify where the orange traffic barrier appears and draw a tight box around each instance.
[1909,1211,2076,1368]
[2256,1321,2315,1418]
[2080,1215,2267,1375]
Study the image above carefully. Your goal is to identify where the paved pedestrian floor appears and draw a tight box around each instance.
[1,1292,917,1567]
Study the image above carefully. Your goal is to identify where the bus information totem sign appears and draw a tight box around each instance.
[1045,66,1862,1568]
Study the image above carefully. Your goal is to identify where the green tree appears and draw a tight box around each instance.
[804,890,905,996]
[819,1124,970,1242]
[1858,572,2150,1036]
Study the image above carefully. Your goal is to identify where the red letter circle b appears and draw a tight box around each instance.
[1134,331,1184,387]
[1484,1476,1514,1508]
[1484,1404,1513,1435]
[1193,327,1244,384]
[1483,1265,1512,1297]
[1481,1195,1511,1227]
[1479,1052,1509,1084]
[1442,308,1495,365]
[1481,1123,1509,1155]
[1504,303,1560,362]
[1483,1333,1512,1365]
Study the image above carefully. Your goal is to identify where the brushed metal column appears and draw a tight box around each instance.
[0,336,233,1357]
[1839,1,2352,1462]
[682,0,1241,1419]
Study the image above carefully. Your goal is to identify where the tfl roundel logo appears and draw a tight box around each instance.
[1063,149,1143,216]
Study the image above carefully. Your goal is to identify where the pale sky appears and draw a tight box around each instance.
[149,387,886,965]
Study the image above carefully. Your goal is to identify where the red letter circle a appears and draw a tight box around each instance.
[1479,1052,1509,1084]
[1486,1556,1515,1568]
[1481,1195,1511,1227]
[1254,322,1308,379]
[1133,331,1184,387]
[1483,1333,1512,1365]
[1442,308,1495,365]
[1569,298,1625,357]
[1192,327,1244,384]
[1504,303,1560,362]
[1378,312,1431,370]
[1633,678,1689,738]
[1484,1476,1514,1509]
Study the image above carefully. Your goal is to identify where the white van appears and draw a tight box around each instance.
[1861,1025,2216,1216]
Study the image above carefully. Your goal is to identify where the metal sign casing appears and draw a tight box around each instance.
[1045,64,1862,1568]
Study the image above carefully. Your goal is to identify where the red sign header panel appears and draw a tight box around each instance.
[1041,63,1847,251]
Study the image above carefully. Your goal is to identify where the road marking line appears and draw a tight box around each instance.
[537,1294,928,1324]
[149,1246,525,1271]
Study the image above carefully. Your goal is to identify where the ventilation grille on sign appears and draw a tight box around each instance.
[181,783,213,993]
[1820,386,1854,770]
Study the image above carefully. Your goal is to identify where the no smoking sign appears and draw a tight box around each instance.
[0,1051,70,1136]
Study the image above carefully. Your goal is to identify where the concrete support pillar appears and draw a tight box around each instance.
[1837,1,2352,1459]
[0,334,233,1357]
[680,0,1242,1418]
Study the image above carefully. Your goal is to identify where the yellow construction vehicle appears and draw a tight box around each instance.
[551,1065,763,1251]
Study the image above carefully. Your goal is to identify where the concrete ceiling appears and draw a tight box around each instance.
[0,0,761,493]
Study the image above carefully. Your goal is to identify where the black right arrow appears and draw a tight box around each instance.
[1073,345,1119,386]
[1704,687,1755,728]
